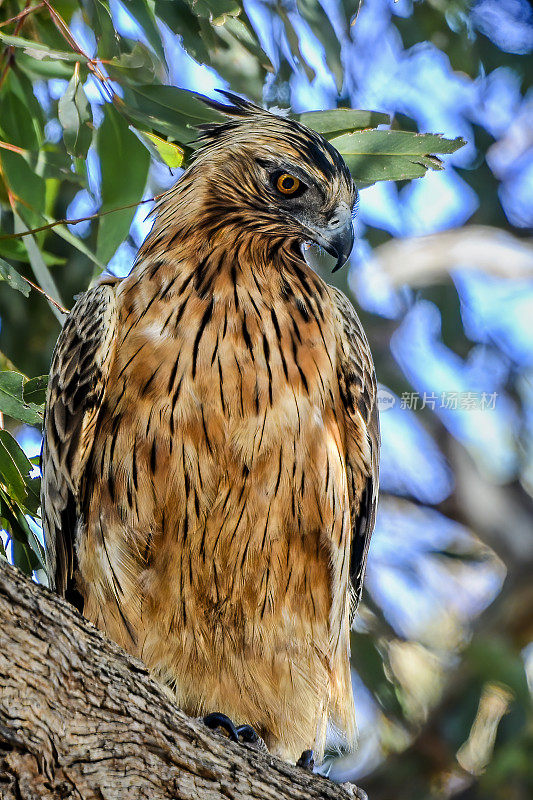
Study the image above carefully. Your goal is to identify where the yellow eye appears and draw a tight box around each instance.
[276,173,300,195]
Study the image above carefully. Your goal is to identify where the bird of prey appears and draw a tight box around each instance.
[41,93,379,765]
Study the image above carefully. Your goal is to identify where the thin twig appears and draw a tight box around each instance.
[0,3,45,29]
[0,197,157,241]
[21,275,69,315]
[0,141,26,155]
[43,0,114,99]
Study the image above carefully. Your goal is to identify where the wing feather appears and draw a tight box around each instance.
[330,286,380,614]
[41,282,118,601]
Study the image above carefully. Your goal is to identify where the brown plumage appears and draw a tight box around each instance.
[41,94,379,763]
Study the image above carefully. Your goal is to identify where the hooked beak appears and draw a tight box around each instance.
[304,202,354,272]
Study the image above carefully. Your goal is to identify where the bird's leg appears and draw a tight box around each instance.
[296,749,315,771]
[203,712,265,749]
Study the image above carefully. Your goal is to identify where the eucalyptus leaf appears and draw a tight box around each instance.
[0,238,66,267]
[97,104,150,264]
[107,44,159,84]
[23,375,48,406]
[83,0,119,57]
[0,32,89,64]
[14,214,65,324]
[0,90,41,150]
[0,257,30,297]
[123,0,167,62]
[296,108,391,137]
[132,128,185,167]
[154,0,210,64]
[0,430,32,504]
[58,70,93,158]
[222,16,273,71]
[9,507,44,572]
[11,540,36,575]
[0,151,46,229]
[0,371,43,425]
[331,129,466,182]
[121,85,224,144]
[15,50,74,80]
[185,0,241,24]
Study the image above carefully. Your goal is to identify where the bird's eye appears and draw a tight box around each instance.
[276,173,300,195]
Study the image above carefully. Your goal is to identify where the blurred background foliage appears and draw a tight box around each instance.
[0,1,532,798]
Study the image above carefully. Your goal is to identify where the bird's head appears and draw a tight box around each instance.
[181,92,357,272]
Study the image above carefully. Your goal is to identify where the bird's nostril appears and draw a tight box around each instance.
[329,216,340,227]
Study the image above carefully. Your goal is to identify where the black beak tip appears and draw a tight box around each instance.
[330,226,354,273]
[332,254,346,273]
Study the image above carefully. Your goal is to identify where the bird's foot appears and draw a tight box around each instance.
[296,749,315,772]
[203,712,265,749]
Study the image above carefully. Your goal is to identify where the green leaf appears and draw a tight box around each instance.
[296,0,344,91]
[0,238,66,267]
[0,90,41,150]
[6,67,45,146]
[121,85,224,144]
[219,16,272,71]
[21,475,41,518]
[185,0,241,24]
[155,0,209,63]
[132,128,185,167]
[58,69,93,159]
[0,257,30,297]
[330,129,466,182]
[6,502,44,573]
[107,43,160,84]
[16,50,74,80]
[0,371,43,425]
[13,214,65,324]
[123,0,167,62]
[23,376,48,406]
[0,150,46,229]
[0,429,32,504]
[83,0,119,58]
[0,432,40,521]
[295,108,391,137]
[11,539,38,574]
[279,8,315,83]
[0,32,89,64]
[97,104,150,265]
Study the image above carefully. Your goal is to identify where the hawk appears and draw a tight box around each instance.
[41,93,379,765]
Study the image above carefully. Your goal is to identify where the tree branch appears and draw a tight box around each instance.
[0,562,361,800]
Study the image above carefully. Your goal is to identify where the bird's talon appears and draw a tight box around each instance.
[236,724,259,744]
[296,748,314,771]
[203,712,240,743]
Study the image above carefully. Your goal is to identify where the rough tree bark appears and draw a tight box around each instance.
[0,562,364,800]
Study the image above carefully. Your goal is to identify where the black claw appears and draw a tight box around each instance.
[296,749,314,771]
[236,724,259,744]
[203,712,239,743]
[203,713,260,746]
